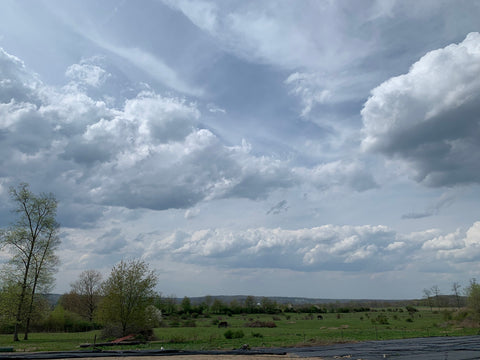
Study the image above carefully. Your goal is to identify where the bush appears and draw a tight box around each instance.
[244,320,276,328]
[100,324,124,340]
[100,324,155,341]
[442,310,453,321]
[168,335,187,343]
[251,332,263,338]
[37,305,101,333]
[453,309,470,321]
[182,319,196,327]
[0,321,15,334]
[405,306,418,314]
[371,314,389,325]
[224,330,245,339]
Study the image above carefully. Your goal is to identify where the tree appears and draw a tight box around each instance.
[154,294,177,315]
[244,295,256,313]
[423,288,433,312]
[63,270,102,322]
[0,281,21,333]
[452,282,462,309]
[211,298,225,314]
[181,296,192,314]
[466,278,480,320]
[261,297,279,314]
[431,285,441,307]
[0,183,59,341]
[98,259,157,337]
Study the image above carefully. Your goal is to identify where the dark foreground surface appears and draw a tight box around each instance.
[282,335,480,359]
[0,336,479,360]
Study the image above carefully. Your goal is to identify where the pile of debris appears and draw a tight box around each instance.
[80,334,146,348]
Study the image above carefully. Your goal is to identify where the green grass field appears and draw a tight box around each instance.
[0,309,478,352]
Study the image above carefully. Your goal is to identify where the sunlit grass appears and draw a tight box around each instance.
[0,309,478,352]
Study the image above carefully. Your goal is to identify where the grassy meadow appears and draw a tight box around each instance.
[0,308,478,352]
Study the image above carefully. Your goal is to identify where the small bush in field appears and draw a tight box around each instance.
[244,320,276,328]
[182,319,196,327]
[224,330,244,339]
[251,332,263,338]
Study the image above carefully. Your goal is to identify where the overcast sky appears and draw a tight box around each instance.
[1,0,480,300]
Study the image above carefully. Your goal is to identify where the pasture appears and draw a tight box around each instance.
[0,308,478,352]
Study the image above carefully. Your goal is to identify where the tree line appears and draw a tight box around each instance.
[1,183,480,341]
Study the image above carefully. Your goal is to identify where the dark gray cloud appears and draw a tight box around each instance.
[362,33,480,187]
[0,46,379,225]
[0,48,298,220]
[402,193,455,220]
[266,200,288,215]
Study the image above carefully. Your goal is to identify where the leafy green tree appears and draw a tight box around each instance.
[154,294,177,315]
[0,183,59,341]
[466,278,480,320]
[0,281,21,333]
[229,299,242,314]
[244,295,256,313]
[98,259,157,337]
[211,298,225,314]
[261,297,279,314]
[181,296,192,314]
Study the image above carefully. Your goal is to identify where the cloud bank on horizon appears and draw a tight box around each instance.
[0,0,480,299]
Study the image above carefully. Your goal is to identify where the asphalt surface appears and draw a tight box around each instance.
[281,335,480,359]
[0,336,479,360]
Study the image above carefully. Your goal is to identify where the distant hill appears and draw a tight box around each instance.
[175,295,415,306]
[45,293,406,306]
[44,293,465,308]
[44,293,62,306]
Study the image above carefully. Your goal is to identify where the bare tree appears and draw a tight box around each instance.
[0,183,59,341]
[431,285,441,308]
[452,282,462,309]
[69,270,103,322]
[423,288,433,311]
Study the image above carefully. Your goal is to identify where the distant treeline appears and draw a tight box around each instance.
[150,294,466,317]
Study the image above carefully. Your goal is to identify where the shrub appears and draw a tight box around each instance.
[442,310,453,321]
[0,321,15,334]
[100,324,123,340]
[371,314,389,325]
[224,330,244,339]
[169,320,180,327]
[251,332,263,338]
[38,305,101,333]
[182,319,196,327]
[244,320,276,328]
[453,309,469,321]
[168,335,187,343]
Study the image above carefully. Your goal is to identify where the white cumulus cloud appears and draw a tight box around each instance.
[362,32,480,187]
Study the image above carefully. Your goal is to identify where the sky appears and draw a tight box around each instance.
[1,0,480,300]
